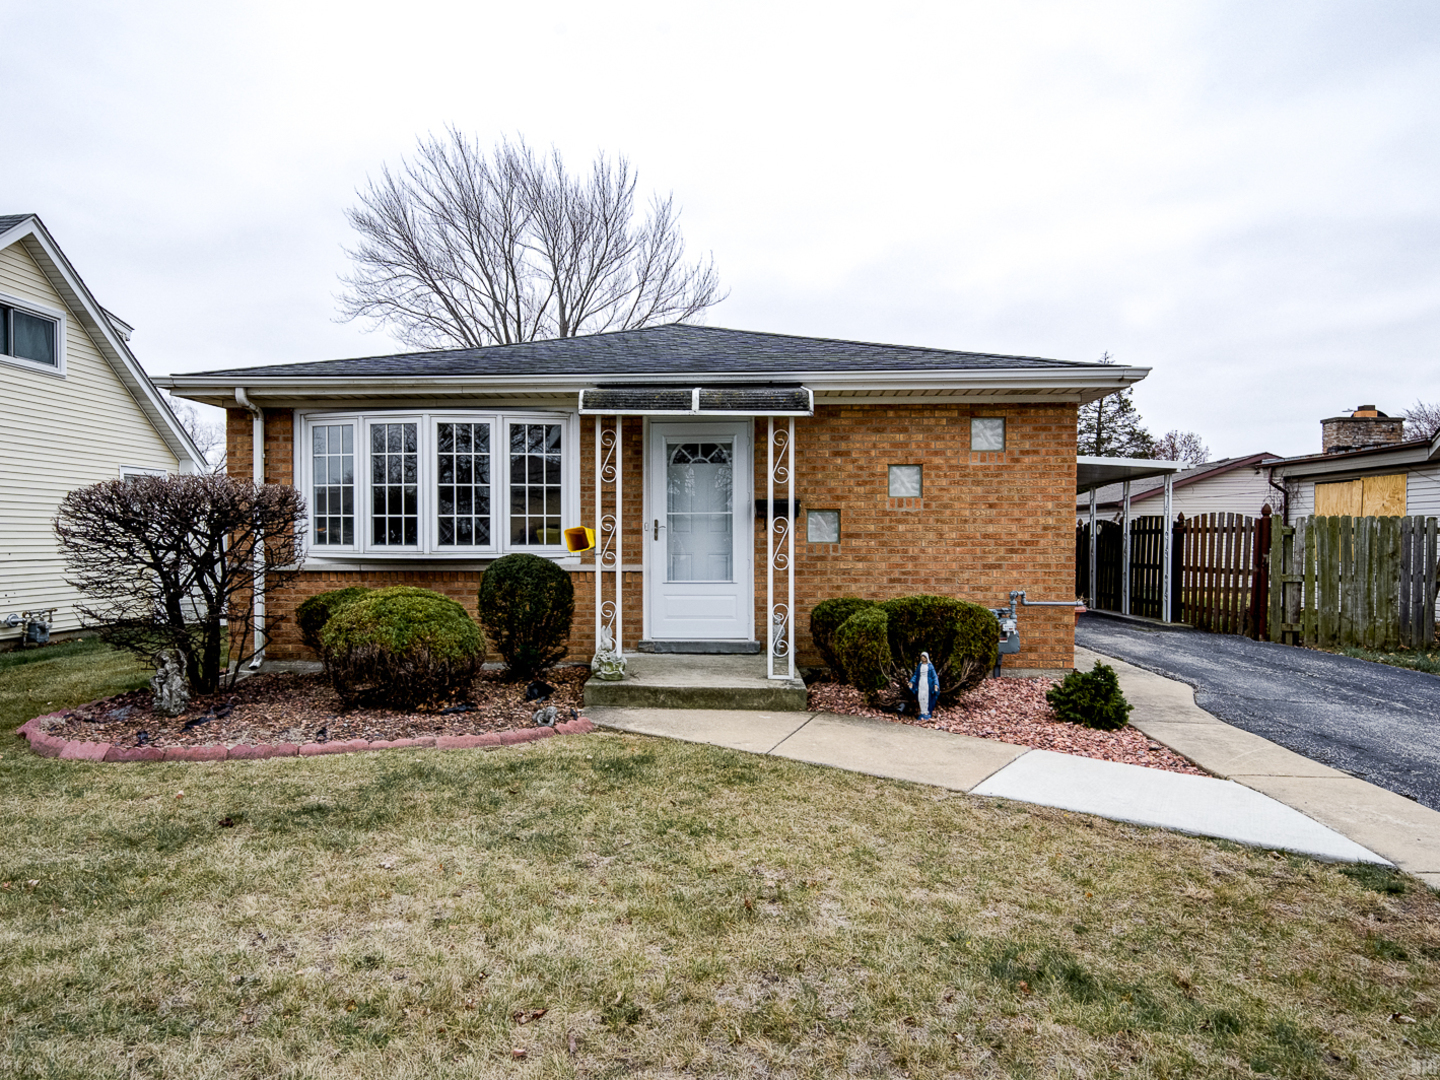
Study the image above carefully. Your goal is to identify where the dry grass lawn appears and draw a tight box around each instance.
[2,640,1438,1078]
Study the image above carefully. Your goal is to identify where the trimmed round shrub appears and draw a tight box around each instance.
[478,553,575,679]
[833,605,893,693]
[877,594,999,700]
[320,586,484,708]
[296,586,371,654]
[809,596,876,680]
[1046,660,1132,730]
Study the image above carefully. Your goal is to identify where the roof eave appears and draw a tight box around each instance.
[157,364,1149,408]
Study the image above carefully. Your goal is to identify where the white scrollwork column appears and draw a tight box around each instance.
[594,417,623,658]
[767,417,795,680]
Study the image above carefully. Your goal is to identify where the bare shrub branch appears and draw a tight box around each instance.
[53,475,306,696]
[338,130,725,348]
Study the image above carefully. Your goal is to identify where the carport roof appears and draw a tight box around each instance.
[1077,456,1184,494]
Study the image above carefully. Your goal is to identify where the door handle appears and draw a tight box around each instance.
[653,518,661,540]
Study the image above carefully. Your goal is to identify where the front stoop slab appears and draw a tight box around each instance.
[587,707,811,754]
[582,653,809,711]
[973,750,1388,864]
[770,713,1028,792]
[1237,775,1440,878]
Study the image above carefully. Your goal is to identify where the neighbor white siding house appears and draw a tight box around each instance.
[0,214,201,645]
[1273,434,1440,522]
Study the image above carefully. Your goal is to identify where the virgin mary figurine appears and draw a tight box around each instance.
[910,651,939,720]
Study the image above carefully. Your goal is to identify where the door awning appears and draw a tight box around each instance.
[578,385,813,416]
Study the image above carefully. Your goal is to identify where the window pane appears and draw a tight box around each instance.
[371,422,418,546]
[12,311,56,365]
[508,422,563,546]
[435,422,491,547]
[311,424,355,546]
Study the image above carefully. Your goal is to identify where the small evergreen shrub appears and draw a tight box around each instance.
[809,596,876,679]
[320,586,484,708]
[877,594,999,700]
[478,553,575,679]
[296,586,371,654]
[1046,661,1132,730]
[833,605,893,693]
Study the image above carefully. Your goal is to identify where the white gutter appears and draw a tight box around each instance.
[235,388,266,669]
[157,364,1150,401]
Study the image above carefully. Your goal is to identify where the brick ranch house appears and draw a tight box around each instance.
[158,325,1146,677]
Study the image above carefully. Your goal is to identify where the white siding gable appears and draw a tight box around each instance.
[0,239,179,640]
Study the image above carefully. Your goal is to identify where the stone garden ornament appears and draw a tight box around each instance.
[591,625,627,681]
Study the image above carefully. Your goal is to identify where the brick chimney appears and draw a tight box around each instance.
[1321,405,1406,454]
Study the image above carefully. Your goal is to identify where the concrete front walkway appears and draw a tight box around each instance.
[588,650,1440,882]
[1075,646,1440,890]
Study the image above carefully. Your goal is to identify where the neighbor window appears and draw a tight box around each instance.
[888,464,922,498]
[300,411,571,556]
[0,302,59,368]
[807,509,840,543]
[971,416,1006,451]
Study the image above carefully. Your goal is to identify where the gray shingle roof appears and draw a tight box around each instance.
[0,213,35,235]
[181,323,1099,380]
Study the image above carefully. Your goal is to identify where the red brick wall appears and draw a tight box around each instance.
[753,403,1077,671]
[240,404,1076,670]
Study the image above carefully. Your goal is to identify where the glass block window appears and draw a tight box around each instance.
[888,464,922,498]
[437,422,491,546]
[509,422,563,546]
[311,424,355,545]
[370,422,418,545]
[807,509,840,543]
[971,416,1006,451]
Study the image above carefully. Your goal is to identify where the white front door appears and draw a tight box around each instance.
[647,421,753,641]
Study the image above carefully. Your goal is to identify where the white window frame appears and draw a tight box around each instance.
[295,408,579,561]
[0,290,66,377]
[429,414,500,553]
[119,465,168,479]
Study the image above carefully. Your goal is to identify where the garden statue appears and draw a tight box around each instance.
[909,650,938,720]
[591,625,627,681]
[151,648,190,717]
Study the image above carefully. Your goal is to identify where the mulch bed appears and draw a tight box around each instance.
[807,677,1207,775]
[44,666,589,749]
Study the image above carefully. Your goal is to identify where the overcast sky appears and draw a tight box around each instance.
[6,0,1439,458]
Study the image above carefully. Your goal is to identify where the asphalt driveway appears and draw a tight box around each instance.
[1075,614,1440,811]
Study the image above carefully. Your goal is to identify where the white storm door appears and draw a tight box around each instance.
[648,421,753,641]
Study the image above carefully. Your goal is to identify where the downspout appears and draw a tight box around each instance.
[235,388,266,669]
[1266,465,1290,526]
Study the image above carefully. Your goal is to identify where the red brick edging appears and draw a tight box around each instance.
[14,713,595,763]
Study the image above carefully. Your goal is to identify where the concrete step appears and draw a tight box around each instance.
[582,653,808,711]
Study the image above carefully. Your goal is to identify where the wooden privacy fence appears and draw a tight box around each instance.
[1179,510,1272,638]
[1269,515,1439,650]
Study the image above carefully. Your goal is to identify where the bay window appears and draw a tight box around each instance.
[300,411,574,557]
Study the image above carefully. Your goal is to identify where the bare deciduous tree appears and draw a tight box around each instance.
[1405,399,1440,440]
[54,475,305,699]
[338,131,725,348]
[166,395,226,473]
[1152,429,1212,466]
